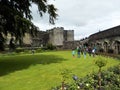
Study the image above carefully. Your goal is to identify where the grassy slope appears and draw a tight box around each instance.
[0,51,119,90]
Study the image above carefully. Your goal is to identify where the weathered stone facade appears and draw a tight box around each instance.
[47,27,74,46]
[63,25,120,55]
[88,25,120,54]
[47,27,64,46]
[31,31,49,47]
[31,25,120,54]
[64,30,74,41]
[17,27,74,48]
[63,40,80,49]
[5,25,120,54]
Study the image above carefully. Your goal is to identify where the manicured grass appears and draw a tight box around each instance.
[0,51,119,90]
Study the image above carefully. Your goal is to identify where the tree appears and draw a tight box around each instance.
[95,57,107,90]
[0,0,58,51]
[0,32,5,51]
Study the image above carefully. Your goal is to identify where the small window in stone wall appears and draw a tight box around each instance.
[99,48,104,52]
[107,49,114,54]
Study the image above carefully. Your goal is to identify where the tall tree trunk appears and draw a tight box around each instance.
[0,33,5,51]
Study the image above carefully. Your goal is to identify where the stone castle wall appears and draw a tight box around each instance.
[5,27,74,47]
[63,41,80,49]
[5,25,120,54]
[66,30,74,41]
[47,27,64,46]
[47,27,74,46]
[6,33,32,46]
[89,25,120,54]
[23,33,32,45]
[89,25,120,41]
[32,31,49,47]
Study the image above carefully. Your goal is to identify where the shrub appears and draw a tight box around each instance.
[52,65,120,90]
[46,43,56,50]
[15,48,25,53]
[35,48,42,53]
[95,57,107,68]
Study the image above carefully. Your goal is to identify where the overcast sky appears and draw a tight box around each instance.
[31,0,120,40]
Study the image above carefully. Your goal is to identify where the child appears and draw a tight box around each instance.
[72,49,76,57]
[31,49,35,55]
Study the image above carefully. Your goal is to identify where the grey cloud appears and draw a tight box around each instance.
[31,0,120,40]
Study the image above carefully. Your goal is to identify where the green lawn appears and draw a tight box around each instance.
[0,51,119,90]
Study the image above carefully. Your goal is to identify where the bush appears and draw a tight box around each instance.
[35,48,43,53]
[15,48,25,53]
[95,57,107,68]
[46,43,56,50]
[52,65,120,90]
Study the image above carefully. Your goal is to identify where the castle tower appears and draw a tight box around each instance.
[66,30,74,41]
[47,27,64,46]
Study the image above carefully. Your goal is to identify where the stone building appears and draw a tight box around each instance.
[5,33,32,47]
[29,25,120,54]
[11,27,74,48]
[63,40,80,49]
[5,25,120,54]
[31,31,49,47]
[47,27,64,46]
[47,27,74,48]
[88,25,120,54]
[5,31,49,48]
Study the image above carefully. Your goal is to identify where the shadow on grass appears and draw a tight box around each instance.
[0,54,67,76]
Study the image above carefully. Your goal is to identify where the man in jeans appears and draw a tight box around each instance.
[77,47,81,58]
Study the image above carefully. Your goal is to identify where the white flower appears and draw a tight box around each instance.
[77,86,80,89]
[86,83,89,87]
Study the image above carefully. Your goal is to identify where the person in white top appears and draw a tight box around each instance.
[92,48,96,57]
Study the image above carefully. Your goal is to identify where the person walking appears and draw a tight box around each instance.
[77,47,81,58]
[92,48,96,57]
[83,46,87,59]
[88,46,92,56]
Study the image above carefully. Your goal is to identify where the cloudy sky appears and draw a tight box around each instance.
[31,0,120,40]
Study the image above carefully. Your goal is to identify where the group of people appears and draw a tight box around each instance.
[72,45,96,58]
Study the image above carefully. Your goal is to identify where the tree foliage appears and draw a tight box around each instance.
[0,0,58,50]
